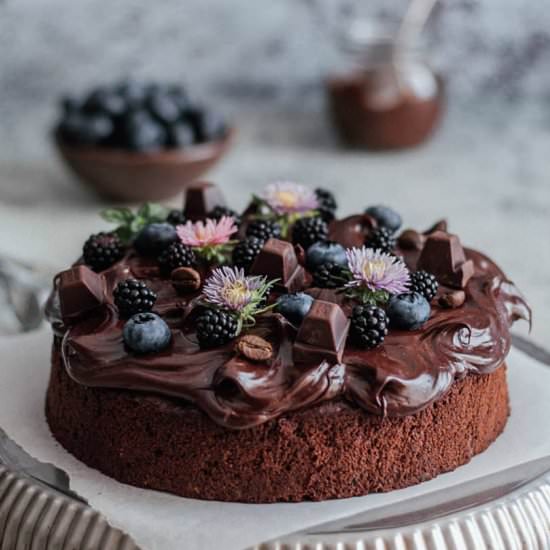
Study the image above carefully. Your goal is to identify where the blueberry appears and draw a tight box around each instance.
[146,91,181,125]
[83,88,126,117]
[387,292,431,331]
[58,113,113,145]
[60,95,82,114]
[365,205,402,234]
[276,293,314,326]
[167,122,195,148]
[87,114,114,144]
[306,241,347,271]
[166,83,188,98]
[116,80,149,109]
[123,312,171,354]
[57,113,88,144]
[166,84,191,108]
[122,110,166,151]
[198,110,227,142]
[134,223,178,256]
[185,107,226,142]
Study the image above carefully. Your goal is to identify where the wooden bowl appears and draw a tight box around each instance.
[54,129,235,202]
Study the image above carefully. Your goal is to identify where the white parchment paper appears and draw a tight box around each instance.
[0,329,549,550]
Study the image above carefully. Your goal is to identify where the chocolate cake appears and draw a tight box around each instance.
[45,182,530,503]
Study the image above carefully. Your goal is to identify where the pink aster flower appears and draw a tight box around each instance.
[176,216,237,248]
[202,267,268,312]
[346,247,410,295]
[262,181,319,215]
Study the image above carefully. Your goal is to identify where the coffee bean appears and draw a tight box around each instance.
[235,334,273,362]
[438,290,466,309]
[171,267,201,293]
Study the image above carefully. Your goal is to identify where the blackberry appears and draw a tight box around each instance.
[166,209,187,226]
[409,270,439,301]
[158,242,196,274]
[312,261,348,289]
[315,188,337,222]
[246,219,281,241]
[232,237,264,272]
[292,216,328,250]
[196,308,238,348]
[208,205,242,228]
[114,279,157,318]
[365,227,396,253]
[349,305,388,349]
[83,232,124,272]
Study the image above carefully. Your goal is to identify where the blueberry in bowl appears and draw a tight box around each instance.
[54,80,234,201]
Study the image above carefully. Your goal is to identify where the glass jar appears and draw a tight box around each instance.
[326,40,445,150]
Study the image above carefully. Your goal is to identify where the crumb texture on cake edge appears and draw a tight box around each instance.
[46,342,509,503]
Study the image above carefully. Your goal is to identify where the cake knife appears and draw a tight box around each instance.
[0,426,88,504]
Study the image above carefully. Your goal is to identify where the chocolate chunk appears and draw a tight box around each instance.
[452,260,475,289]
[306,288,345,306]
[294,243,306,267]
[235,335,273,362]
[398,229,425,251]
[250,238,305,293]
[417,231,474,289]
[438,290,466,309]
[56,265,106,322]
[329,214,377,249]
[183,181,226,221]
[293,300,350,364]
[424,219,448,235]
[171,267,201,293]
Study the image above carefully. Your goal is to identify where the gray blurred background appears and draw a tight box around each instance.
[0,0,548,341]
[2,0,550,159]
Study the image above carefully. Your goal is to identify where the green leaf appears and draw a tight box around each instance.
[114,226,134,244]
[130,217,145,234]
[138,202,169,223]
[101,207,134,224]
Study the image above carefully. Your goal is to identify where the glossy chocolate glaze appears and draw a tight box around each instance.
[46,218,530,429]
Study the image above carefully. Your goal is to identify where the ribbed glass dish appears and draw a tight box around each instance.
[253,469,550,550]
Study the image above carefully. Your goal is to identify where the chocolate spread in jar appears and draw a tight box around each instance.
[327,60,444,150]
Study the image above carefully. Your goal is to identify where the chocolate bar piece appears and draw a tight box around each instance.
[250,238,305,293]
[417,231,474,289]
[293,300,350,364]
[57,265,106,322]
[183,181,226,220]
[423,219,448,235]
[306,288,344,306]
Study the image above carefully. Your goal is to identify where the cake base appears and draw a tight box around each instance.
[46,344,509,503]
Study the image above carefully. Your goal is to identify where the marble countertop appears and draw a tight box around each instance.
[0,103,547,344]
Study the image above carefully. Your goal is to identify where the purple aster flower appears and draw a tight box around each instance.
[262,181,319,215]
[346,247,410,295]
[201,266,267,312]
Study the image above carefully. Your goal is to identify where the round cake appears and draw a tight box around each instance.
[45,182,530,503]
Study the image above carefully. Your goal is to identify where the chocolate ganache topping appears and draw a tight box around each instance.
[46,201,530,430]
